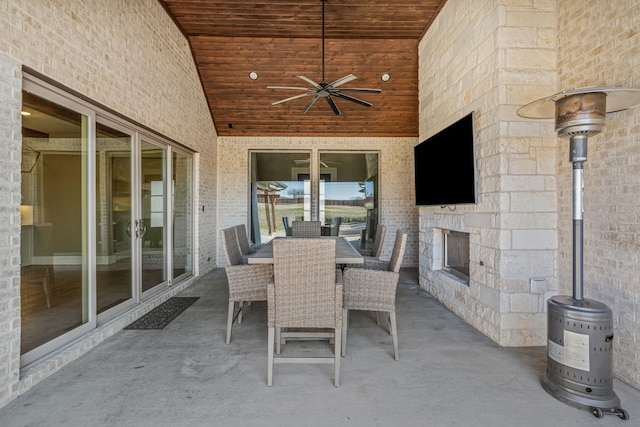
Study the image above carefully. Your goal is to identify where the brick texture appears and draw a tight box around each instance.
[0,0,217,408]
[216,136,419,267]
[556,0,640,389]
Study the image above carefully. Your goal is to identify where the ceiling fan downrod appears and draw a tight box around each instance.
[266,0,381,115]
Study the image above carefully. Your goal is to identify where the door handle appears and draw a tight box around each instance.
[138,219,147,238]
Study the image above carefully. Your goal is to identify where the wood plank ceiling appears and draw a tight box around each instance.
[158,0,447,137]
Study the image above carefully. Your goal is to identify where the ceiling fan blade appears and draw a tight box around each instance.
[267,85,315,91]
[301,94,321,114]
[272,92,315,105]
[329,74,357,88]
[325,96,341,115]
[333,93,373,108]
[297,75,321,88]
[335,87,382,94]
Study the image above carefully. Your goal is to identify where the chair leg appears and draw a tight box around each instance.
[341,308,348,357]
[276,327,281,355]
[334,326,341,387]
[226,301,237,344]
[238,301,244,324]
[389,311,399,360]
[267,327,274,386]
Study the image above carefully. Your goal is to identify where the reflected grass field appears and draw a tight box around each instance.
[256,202,367,238]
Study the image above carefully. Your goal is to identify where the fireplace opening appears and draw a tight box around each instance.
[444,230,470,283]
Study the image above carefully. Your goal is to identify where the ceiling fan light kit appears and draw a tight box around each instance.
[267,0,381,115]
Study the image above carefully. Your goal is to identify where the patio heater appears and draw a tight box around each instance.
[517,86,640,420]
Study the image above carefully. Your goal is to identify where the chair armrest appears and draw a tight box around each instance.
[360,258,388,271]
[225,264,272,300]
[342,267,399,312]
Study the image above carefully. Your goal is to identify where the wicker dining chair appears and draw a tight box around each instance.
[234,224,255,256]
[267,238,342,387]
[220,227,272,344]
[358,224,386,259]
[341,229,407,360]
[291,220,321,237]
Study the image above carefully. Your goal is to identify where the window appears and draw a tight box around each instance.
[249,151,379,246]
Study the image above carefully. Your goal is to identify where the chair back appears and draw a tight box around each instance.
[387,230,407,273]
[330,217,342,236]
[234,224,253,255]
[291,220,321,237]
[272,238,337,328]
[282,216,292,236]
[220,227,243,266]
[370,224,386,259]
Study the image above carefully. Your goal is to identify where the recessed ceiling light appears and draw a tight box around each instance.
[249,71,259,80]
[21,111,31,116]
[381,73,391,82]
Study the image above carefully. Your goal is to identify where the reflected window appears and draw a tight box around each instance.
[249,151,379,246]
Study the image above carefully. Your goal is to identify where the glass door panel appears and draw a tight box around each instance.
[140,140,167,293]
[96,121,134,315]
[318,152,378,243]
[172,150,193,280]
[250,151,311,244]
[20,91,92,357]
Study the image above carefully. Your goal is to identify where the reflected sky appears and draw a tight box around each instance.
[275,180,372,200]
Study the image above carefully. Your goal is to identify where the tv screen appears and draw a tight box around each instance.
[414,113,477,206]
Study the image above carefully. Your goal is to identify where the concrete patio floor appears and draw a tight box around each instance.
[0,267,638,426]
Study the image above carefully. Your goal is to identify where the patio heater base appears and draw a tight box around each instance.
[542,296,628,420]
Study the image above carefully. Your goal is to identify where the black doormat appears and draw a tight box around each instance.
[124,297,200,330]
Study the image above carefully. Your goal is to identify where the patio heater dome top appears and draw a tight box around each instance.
[516,85,640,119]
[517,86,640,138]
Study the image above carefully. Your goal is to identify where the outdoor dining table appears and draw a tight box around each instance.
[246,236,364,265]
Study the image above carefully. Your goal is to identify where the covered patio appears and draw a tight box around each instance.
[0,268,637,426]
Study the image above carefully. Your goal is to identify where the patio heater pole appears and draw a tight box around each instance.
[517,86,640,420]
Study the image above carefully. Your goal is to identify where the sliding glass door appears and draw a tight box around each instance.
[96,121,134,317]
[20,76,194,366]
[140,140,168,294]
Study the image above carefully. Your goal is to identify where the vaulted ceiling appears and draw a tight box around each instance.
[158,0,447,137]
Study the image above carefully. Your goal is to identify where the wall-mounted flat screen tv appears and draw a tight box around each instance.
[414,112,477,206]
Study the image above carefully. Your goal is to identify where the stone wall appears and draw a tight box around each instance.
[0,0,217,408]
[418,0,640,391]
[216,136,418,267]
[417,0,558,347]
[555,0,640,389]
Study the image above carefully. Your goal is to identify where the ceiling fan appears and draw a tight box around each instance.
[267,0,381,115]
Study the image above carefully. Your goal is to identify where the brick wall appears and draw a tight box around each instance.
[216,136,418,267]
[417,0,558,347]
[555,0,640,389]
[0,0,217,408]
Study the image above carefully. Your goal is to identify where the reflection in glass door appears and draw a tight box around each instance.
[318,152,378,243]
[20,89,94,363]
[250,152,311,244]
[140,140,167,293]
[96,122,134,315]
[172,150,193,280]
